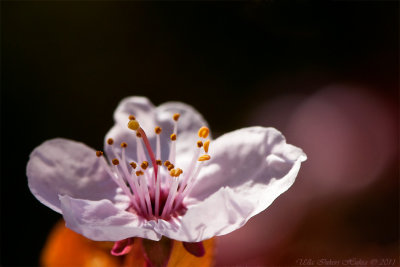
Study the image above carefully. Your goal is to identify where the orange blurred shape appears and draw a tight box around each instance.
[168,239,215,267]
[41,220,215,267]
[41,220,121,267]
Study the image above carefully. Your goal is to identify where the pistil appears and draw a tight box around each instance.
[154,126,162,217]
[128,120,158,183]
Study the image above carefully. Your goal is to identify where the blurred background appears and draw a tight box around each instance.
[1,1,398,266]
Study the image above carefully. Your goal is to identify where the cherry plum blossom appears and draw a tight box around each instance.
[27,96,306,255]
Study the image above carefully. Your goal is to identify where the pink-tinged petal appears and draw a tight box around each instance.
[113,96,157,132]
[156,102,210,165]
[27,138,120,213]
[157,127,306,242]
[105,125,141,162]
[105,96,160,162]
[105,98,209,165]
[190,127,306,210]
[60,195,161,241]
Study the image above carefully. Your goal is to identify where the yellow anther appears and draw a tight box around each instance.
[167,164,174,171]
[198,126,210,138]
[170,133,177,141]
[173,113,180,121]
[107,138,114,145]
[130,162,137,169]
[170,168,183,177]
[203,140,210,153]
[170,169,177,177]
[112,158,119,165]
[96,151,103,157]
[156,159,162,166]
[198,155,211,162]
[127,120,140,131]
[164,160,171,167]
[136,170,144,176]
[120,142,128,148]
[155,126,162,134]
[141,161,149,170]
[197,141,203,148]
[128,115,136,120]
[136,132,142,138]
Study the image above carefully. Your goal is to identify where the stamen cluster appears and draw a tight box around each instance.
[96,113,211,221]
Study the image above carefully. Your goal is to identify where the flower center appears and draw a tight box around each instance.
[96,113,211,221]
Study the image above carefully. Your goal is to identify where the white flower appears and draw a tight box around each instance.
[27,96,306,250]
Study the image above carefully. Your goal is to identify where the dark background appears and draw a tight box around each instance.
[1,1,398,266]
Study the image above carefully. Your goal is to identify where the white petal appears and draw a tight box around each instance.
[156,101,209,164]
[113,96,156,131]
[105,98,209,165]
[105,97,160,162]
[27,138,119,213]
[155,127,306,242]
[60,195,161,241]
